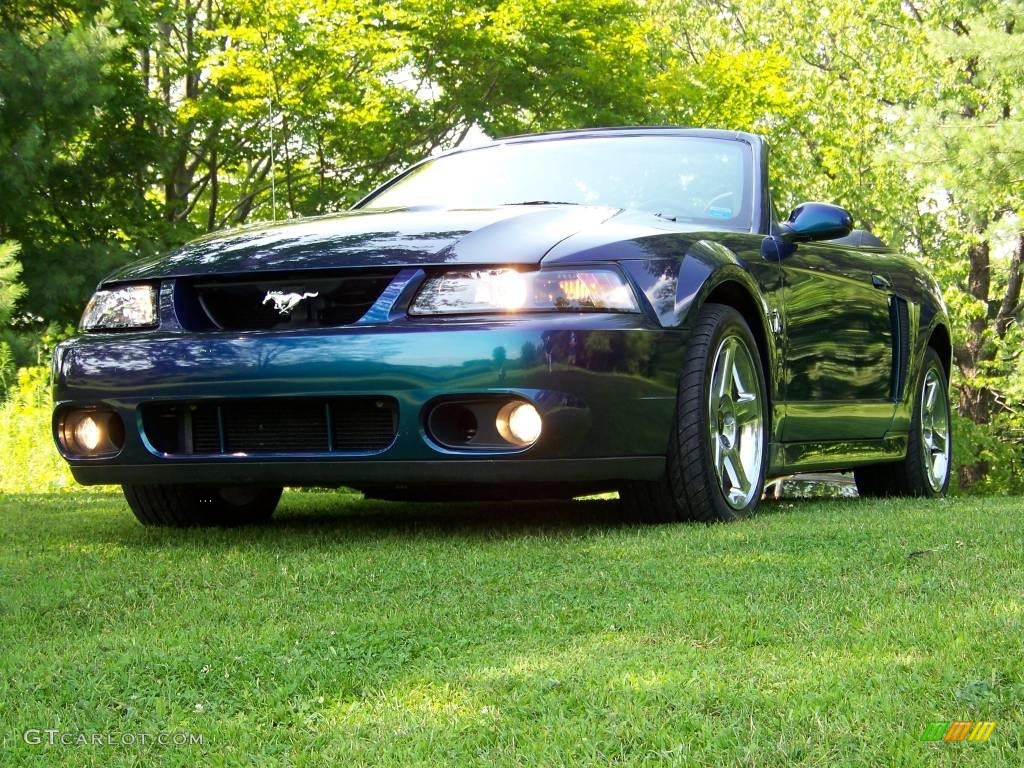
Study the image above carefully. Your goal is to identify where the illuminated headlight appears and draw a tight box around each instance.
[409,268,639,315]
[80,285,158,331]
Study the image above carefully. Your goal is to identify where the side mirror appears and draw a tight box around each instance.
[779,202,853,243]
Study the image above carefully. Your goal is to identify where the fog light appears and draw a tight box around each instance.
[497,401,542,446]
[75,416,102,451]
[58,409,125,457]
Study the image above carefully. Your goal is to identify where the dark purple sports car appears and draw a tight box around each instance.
[53,127,952,526]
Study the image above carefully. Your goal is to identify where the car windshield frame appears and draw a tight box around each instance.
[357,134,757,231]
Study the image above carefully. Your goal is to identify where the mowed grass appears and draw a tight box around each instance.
[0,492,1021,767]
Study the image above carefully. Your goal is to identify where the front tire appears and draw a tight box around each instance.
[122,484,283,527]
[620,303,768,523]
[854,347,951,497]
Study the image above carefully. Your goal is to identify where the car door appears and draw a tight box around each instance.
[779,242,898,441]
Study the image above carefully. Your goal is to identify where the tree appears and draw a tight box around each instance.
[905,3,1024,409]
[899,1,1024,486]
[650,0,1024,488]
[0,241,25,397]
[0,2,170,324]
[1,0,667,328]
[146,0,665,224]
[0,242,25,328]
[650,0,931,226]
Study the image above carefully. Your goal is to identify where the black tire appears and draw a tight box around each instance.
[620,303,768,523]
[855,347,951,497]
[122,484,283,527]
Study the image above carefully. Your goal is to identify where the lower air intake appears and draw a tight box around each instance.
[141,398,398,455]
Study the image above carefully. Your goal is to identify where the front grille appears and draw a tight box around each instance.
[182,271,398,331]
[141,398,398,455]
[192,404,220,453]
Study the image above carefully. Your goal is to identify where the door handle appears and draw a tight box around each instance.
[871,274,892,290]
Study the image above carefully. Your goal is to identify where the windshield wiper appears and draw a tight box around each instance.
[503,200,580,206]
[654,211,701,223]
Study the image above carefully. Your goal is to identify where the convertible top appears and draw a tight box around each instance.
[830,229,887,248]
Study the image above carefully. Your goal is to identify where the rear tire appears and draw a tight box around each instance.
[854,347,951,497]
[620,303,768,523]
[122,484,282,527]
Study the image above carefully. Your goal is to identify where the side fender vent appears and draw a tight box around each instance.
[890,297,911,400]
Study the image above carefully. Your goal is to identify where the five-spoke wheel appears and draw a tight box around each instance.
[855,347,951,497]
[708,335,764,510]
[920,366,951,493]
[620,302,767,522]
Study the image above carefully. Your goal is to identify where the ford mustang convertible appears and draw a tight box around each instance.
[52,127,952,526]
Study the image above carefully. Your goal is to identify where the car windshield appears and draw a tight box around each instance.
[360,135,754,229]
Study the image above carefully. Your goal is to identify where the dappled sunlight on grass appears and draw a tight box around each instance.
[56,540,129,557]
[1,491,1022,765]
[329,681,491,731]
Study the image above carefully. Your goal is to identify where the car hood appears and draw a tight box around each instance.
[105,205,621,283]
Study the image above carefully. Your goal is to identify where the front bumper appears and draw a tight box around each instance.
[53,314,684,487]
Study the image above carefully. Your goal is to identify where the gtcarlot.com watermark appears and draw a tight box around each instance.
[24,729,204,747]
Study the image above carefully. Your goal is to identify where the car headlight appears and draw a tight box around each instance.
[409,268,639,315]
[80,285,158,330]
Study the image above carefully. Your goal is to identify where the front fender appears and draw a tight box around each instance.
[620,234,786,445]
[619,237,780,335]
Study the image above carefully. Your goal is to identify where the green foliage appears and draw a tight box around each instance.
[0,241,25,327]
[950,409,1024,494]
[2,0,1023,491]
[0,342,14,400]
[899,2,1024,487]
[650,0,1024,491]
[650,0,931,226]
[396,0,657,135]
[0,4,172,323]
[0,366,79,493]
[909,0,1024,226]
[1,0,667,326]
[161,0,663,221]
[0,241,27,397]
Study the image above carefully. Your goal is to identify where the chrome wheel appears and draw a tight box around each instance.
[708,334,764,509]
[920,367,950,492]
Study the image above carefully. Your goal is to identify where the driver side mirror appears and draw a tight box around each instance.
[779,202,853,243]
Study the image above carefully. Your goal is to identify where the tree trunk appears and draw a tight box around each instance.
[953,233,1024,488]
[206,145,219,233]
[954,237,991,487]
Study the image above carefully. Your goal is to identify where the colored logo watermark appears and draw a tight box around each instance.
[920,721,995,742]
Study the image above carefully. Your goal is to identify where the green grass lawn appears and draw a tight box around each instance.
[1,491,1021,766]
